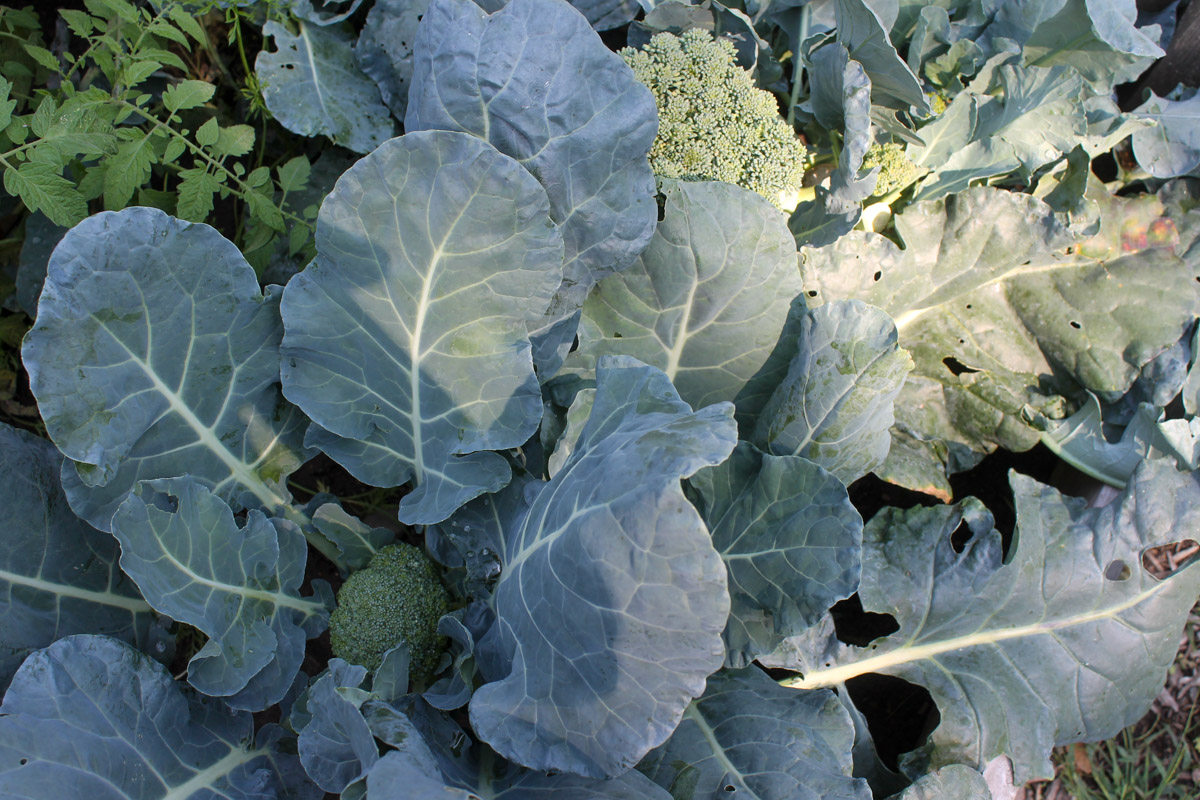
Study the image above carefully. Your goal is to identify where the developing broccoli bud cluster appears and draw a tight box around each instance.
[622,28,806,211]
[329,542,450,680]
[862,142,922,200]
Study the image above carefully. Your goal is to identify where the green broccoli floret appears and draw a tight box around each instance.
[862,142,922,200]
[329,542,450,680]
[622,29,806,211]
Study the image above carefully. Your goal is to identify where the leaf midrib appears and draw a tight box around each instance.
[891,256,1081,332]
[91,315,285,512]
[681,703,760,799]
[787,577,1175,689]
[0,566,153,614]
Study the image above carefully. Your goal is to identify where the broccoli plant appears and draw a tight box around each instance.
[328,543,451,679]
[621,29,806,211]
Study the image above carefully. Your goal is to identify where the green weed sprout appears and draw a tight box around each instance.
[622,28,807,211]
[329,542,450,679]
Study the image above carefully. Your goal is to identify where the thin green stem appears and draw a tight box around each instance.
[785,5,811,127]
[117,98,310,230]
[232,12,253,79]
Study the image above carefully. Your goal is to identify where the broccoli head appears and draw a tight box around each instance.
[862,142,922,200]
[329,542,450,679]
[622,29,806,211]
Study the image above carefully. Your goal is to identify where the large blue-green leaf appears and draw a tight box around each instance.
[752,300,913,484]
[295,660,378,793]
[291,0,365,25]
[571,180,802,409]
[21,207,312,532]
[790,44,875,247]
[470,357,737,777]
[311,502,396,573]
[111,476,331,710]
[769,461,1200,783]
[1034,394,1196,487]
[256,20,394,154]
[733,296,807,433]
[833,0,927,112]
[910,65,1087,202]
[801,188,1198,493]
[364,698,674,798]
[689,442,862,667]
[1132,91,1200,179]
[566,0,641,31]
[15,212,64,318]
[0,423,155,692]
[544,386,595,478]
[406,0,658,375]
[0,635,319,799]
[1016,0,1163,91]
[280,131,563,525]
[884,766,990,800]
[638,668,870,800]
[352,0,430,119]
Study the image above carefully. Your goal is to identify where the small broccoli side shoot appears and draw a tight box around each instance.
[621,28,807,211]
[862,142,922,201]
[329,542,450,680]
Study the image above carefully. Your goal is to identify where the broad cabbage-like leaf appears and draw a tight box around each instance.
[428,476,528,596]
[111,476,331,710]
[752,300,913,484]
[364,698,674,798]
[423,614,477,710]
[1014,0,1163,91]
[352,0,430,119]
[790,44,875,247]
[801,188,1198,493]
[638,667,870,800]
[311,502,396,572]
[566,0,640,31]
[469,357,737,777]
[279,131,564,525]
[572,180,802,408]
[406,0,658,375]
[1132,91,1200,179]
[545,386,595,478]
[0,422,154,692]
[732,296,807,433]
[291,0,364,25]
[767,460,1200,783]
[15,212,63,318]
[22,207,311,532]
[0,635,317,799]
[256,20,394,154]
[296,660,378,793]
[910,65,1087,202]
[833,0,927,112]
[689,442,862,667]
[884,766,990,800]
[1034,395,1194,487]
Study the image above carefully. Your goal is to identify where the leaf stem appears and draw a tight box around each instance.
[785,5,811,127]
